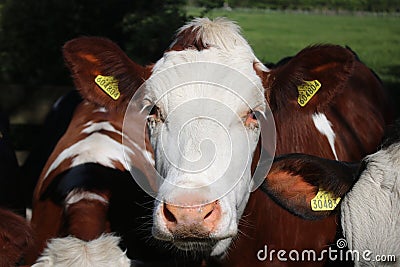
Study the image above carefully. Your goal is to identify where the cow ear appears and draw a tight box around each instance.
[63,37,149,111]
[259,45,355,110]
[261,153,360,220]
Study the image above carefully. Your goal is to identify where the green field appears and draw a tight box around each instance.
[188,8,400,91]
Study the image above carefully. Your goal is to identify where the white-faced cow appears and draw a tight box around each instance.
[27,17,391,266]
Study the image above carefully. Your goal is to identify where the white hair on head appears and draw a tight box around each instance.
[32,234,131,267]
[175,17,249,51]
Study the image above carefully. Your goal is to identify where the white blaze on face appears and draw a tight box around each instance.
[144,46,266,255]
[312,113,338,160]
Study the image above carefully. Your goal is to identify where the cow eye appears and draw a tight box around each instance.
[244,110,259,129]
[149,105,159,117]
[147,105,163,126]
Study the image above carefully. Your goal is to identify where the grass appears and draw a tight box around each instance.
[187,8,400,89]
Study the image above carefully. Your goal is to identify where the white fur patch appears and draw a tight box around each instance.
[65,189,108,208]
[81,121,121,135]
[44,122,135,179]
[312,113,338,160]
[173,17,252,52]
[32,234,131,267]
[93,107,108,113]
[341,144,400,265]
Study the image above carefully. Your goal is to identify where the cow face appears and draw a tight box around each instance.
[141,50,269,256]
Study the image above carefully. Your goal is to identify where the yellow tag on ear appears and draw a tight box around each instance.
[297,80,321,107]
[95,75,120,100]
[311,190,341,211]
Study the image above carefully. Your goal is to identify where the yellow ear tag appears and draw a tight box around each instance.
[297,80,321,107]
[95,75,120,100]
[311,190,341,211]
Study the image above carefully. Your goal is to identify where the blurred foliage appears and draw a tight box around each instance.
[225,0,400,11]
[122,0,187,64]
[0,0,187,86]
[194,0,225,16]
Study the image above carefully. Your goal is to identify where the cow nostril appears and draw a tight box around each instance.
[204,209,213,220]
[163,202,177,223]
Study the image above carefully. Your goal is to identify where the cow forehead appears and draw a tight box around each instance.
[144,47,266,115]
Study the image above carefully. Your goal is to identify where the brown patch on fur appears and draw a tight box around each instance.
[264,170,323,219]
[0,208,33,267]
[111,160,126,171]
[77,52,99,64]
[26,200,63,264]
[65,197,110,241]
[312,61,341,73]
[168,26,209,52]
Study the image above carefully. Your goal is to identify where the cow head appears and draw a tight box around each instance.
[63,17,275,257]
[142,55,270,256]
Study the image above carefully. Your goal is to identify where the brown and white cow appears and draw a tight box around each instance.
[28,17,391,266]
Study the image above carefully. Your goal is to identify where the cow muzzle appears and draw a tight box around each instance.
[161,201,221,241]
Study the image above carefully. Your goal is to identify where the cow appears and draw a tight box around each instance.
[27,17,391,266]
[260,120,400,266]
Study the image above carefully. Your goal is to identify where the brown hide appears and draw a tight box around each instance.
[66,198,111,241]
[219,46,391,266]
[0,208,33,267]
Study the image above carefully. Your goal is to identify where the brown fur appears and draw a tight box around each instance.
[65,198,111,241]
[0,208,33,267]
[262,154,359,220]
[264,45,355,112]
[220,45,391,267]
[169,25,210,52]
[63,37,151,113]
